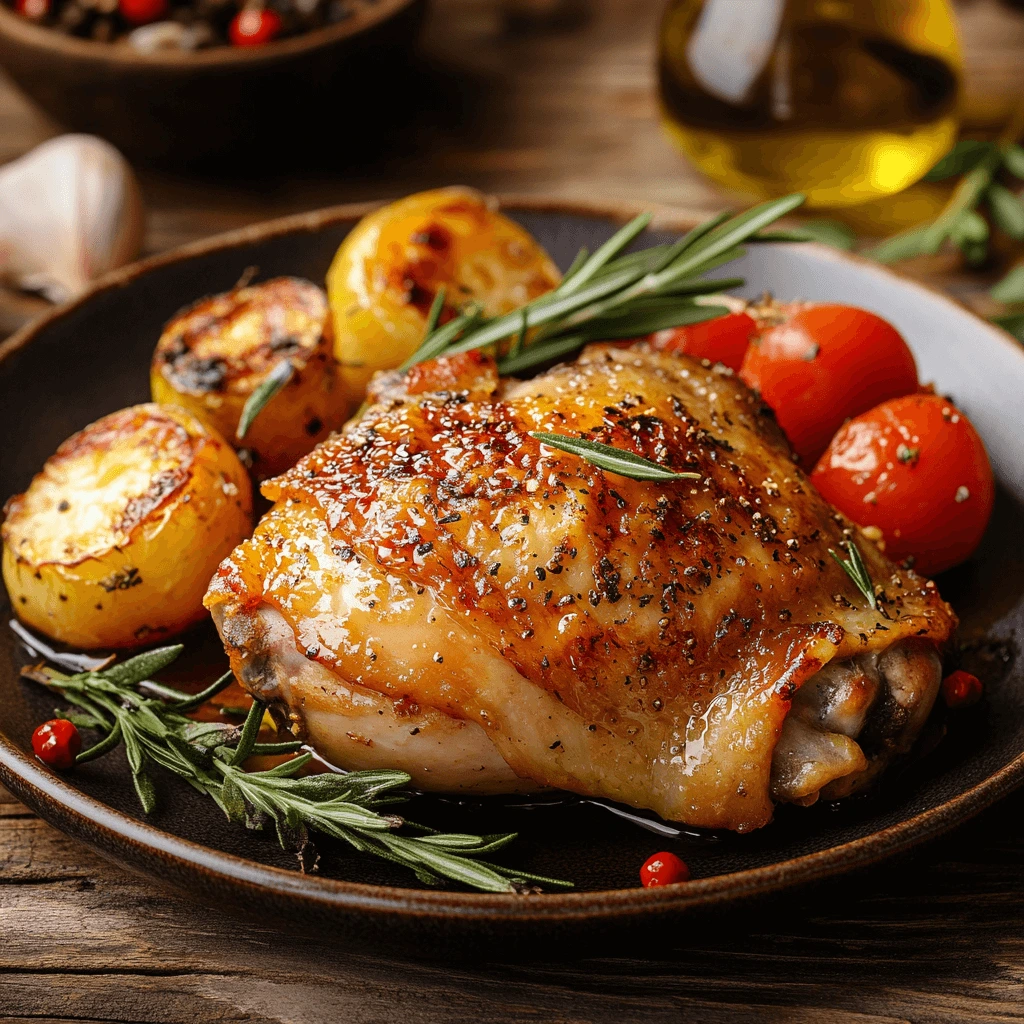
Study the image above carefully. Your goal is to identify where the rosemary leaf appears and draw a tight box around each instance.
[991,264,1024,304]
[183,721,239,749]
[424,286,447,336]
[556,213,652,296]
[924,139,998,181]
[509,307,528,358]
[378,833,520,892]
[229,698,266,766]
[650,211,733,274]
[169,670,236,712]
[988,183,1024,241]
[829,541,878,610]
[557,245,590,288]
[102,645,183,688]
[1005,144,1024,179]
[483,862,576,889]
[498,333,590,375]
[866,225,936,263]
[499,299,732,375]
[132,767,158,815]
[136,680,195,703]
[655,276,745,298]
[261,752,315,777]
[922,152,1004,254]
[59,708,104,730]
[75,720,123,764]
[530,432,701,482]
[399,305,484,370]
[762,220,856,250]
[443,260,658,358]
[560,300,730,343]
[250,741,304,756]
[663,195,805,281]
[236,359,294,441]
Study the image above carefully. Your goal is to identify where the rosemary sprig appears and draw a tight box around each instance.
[254,196,805,428]
[498,290,740,375]
[829,541,878,611]
[530,432,701,483]
[237,359,295,440]
[399,194,805,374]
[868,102,1024,288]
[23,647,571,893]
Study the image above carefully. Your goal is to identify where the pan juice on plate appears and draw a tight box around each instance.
[658,0,962,207]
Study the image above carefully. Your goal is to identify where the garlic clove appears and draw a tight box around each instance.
[0,134,145,304]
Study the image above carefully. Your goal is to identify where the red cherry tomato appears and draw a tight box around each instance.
[942,670,983,709]
[649,311,757,373]
[639,851,690,887]
[739,304,918,466]
[118,0,168,23]
[229,7,282,45]
[31,719,81,770]
[15,0,50,19]
[811,394,994,575]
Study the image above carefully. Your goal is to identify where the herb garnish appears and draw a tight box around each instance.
[23,647,571,893]
[399,194,805,375]
[864,103,1024,334]
[236,358,294,440]
[829,541,878,610]
[530,432,701,482]
[868,133,1024,271]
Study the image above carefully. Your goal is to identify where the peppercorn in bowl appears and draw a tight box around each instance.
[0,0,426,165]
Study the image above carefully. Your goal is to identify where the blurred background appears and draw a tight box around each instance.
[0,0,1021,335]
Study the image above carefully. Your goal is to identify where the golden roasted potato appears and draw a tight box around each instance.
[2,404,253,649]
[151,276,345,479]
[326,187,561,402]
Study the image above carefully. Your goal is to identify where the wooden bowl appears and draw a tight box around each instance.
[0,0,426,166]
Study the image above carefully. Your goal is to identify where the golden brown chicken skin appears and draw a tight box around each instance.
[206,343,956,832]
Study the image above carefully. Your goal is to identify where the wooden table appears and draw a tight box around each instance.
[2,0,1024,1020]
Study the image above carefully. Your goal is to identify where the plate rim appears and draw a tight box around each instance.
[2,194,1023,925]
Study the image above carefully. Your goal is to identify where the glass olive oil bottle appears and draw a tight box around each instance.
[658,0,962,207]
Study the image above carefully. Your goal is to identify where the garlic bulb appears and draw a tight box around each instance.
[0,135,144,304]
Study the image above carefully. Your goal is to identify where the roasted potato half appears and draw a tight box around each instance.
[151,276,345,479]
[326,187,561,402]
[2,404,253,649]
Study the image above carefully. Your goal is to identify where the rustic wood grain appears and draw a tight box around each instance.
[2,0,1024,1019]
[2,786,1024,1022]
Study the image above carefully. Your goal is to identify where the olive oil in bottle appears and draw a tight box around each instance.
[658,0,962,208]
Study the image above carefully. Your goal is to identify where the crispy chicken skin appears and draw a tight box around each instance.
[206,343,956,831]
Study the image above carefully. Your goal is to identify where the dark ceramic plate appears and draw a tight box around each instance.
[1,200,1023,946]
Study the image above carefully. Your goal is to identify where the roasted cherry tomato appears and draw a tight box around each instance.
[942,670,983,709]
[740,304,918,466]
[648,311,757,373]
[15,0,49,19]
[118,0,168,24]
[811,394,994,575]
[229,7,282,45]
[32,719,81,770]
[639,851,690,887]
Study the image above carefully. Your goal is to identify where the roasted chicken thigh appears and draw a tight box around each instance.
[206,342,956,832]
